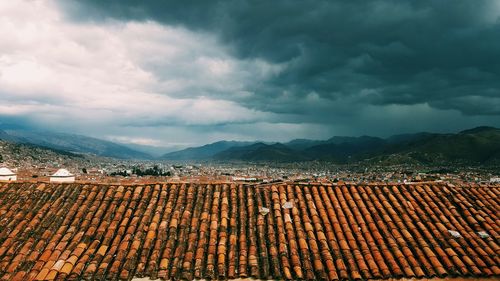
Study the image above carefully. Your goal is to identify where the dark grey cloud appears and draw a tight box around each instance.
[60,0,500,122]
[4,0,499,150]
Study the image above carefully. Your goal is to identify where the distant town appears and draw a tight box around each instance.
[2,126,500,186]
[1,147,498,186]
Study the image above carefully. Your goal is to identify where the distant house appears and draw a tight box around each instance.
[50,169,75,183]
[0,167,17,182]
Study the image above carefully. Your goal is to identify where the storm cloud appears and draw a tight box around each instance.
[1,0,500,148]
[62,0,500,114]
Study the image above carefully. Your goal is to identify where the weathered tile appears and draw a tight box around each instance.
[0,182,498,280]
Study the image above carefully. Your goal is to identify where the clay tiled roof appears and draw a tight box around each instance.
[0,182,499,280]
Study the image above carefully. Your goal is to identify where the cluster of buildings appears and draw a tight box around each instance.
[1,160,499,185]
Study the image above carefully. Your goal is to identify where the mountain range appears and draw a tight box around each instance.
[159,140,255,160]
[0,129,151,159]
[0,138,83,165]
[1,126,499,165]
[161,126,500,165]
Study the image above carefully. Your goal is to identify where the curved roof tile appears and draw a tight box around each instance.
[0,181,498,280]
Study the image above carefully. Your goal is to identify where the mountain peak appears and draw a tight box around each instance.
[1,129,152,159]
[459,126,499,134]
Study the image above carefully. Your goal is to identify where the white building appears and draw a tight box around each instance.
[50,169,75,183]
[232,176,258,182]
[0,167,17,182]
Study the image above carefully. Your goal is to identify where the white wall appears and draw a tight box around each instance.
[50,176,75,183]
[0,175,17,182]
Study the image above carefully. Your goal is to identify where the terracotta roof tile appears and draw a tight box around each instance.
[0,182,499,280]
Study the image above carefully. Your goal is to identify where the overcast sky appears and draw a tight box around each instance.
[1,0,499,149]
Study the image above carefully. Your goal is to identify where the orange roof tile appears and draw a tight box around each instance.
[0,181,498,280]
